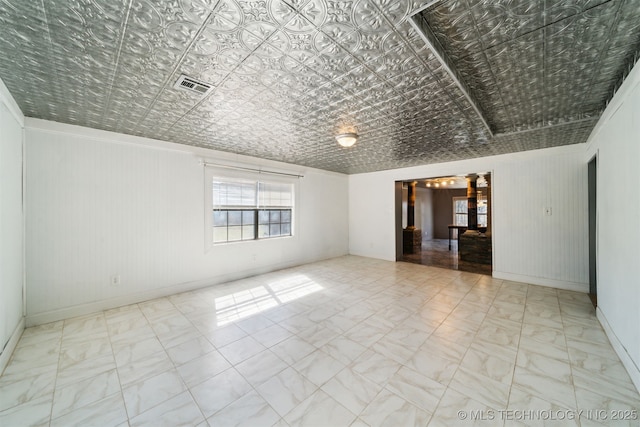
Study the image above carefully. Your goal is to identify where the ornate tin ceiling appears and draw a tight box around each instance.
[0,0,638,174]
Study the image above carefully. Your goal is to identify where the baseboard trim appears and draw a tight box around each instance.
[492,271,588,292]
[25,253,347,327]
[0,317,25,376]
[596,307,640,393]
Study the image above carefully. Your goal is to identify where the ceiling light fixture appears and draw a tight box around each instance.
[336,132,358,147]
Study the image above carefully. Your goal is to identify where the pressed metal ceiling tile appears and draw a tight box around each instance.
[0,0,638,173]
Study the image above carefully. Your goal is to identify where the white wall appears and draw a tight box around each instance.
[25,119,349,325]
[585,61,640,391]
[0,78,24,373]
[349,144,589,291]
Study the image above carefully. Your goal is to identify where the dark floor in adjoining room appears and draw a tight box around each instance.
[400,239,492,276]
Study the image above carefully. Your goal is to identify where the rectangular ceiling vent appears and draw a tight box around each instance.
[173,74,212,96]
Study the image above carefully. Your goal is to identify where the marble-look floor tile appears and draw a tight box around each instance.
[562,321,609,344]
[235,349,288,386]
[190,368,253,418]
[165,336,215,366]
[122,369,186,418]
[523,302,563,329]
[432,323,477,347]
[19,320,63,339]
[0,359,58,386]
[405,348,459,386]
[351,349,402,386]
[569,348,635,386]
[360,389,432,427]
[460,347,515,385]
[59,334,112,368]
[449,367,511,409]
[512,366,577,410]
[320,335,367,365]
[218,335,266,365]
[293,349,345,387]
[2,256,639,427]
[235,315,275,335]
[507,385,579,427]
[151,313,201,349]
[284,390,356,427]
[475,319,520,350]
[566,337,620,362]
[468,340,517,364]
[280,312,318,334]
[138,298,178,322]
[418,335,468,364]
[257,367,318,417]
[176,350,232,388]
[206,390,280,427]
[516,349,572,383]
[129,391,205,427]
[383,324,432,350]
[399,315,438,334]
[51,369,120,418]
[571,366,640,406]
[322,312,361,334]
[575,386,640,426]
[5,339,61,371]
[385,366,446,414]
[525,292,559,307]
[296,323,340,348]
[50,392,127,427]
[117,350,173,387]
[344,321,388,348]
[251,323,293,348]
[320,367,382,416]
[0,394,52,427]
[16,326,62,349]
[371,335,419,365]
[112,336,165,367]
[487,300,525,322]
[0,369,57,412]
[425,388,498,427]
[108,323,156,346]
[55,354,116,389]
[62,314,108,339]
[270,336,316,365]
[204,323,247,348]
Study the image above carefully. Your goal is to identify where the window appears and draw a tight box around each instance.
[212,179,293,243]
[477,191,487,227]
[453,192,487,227]
[453,197,468,226]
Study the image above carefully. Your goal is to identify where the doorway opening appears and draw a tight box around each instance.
[588,155,597,307]
[395,173,493,275]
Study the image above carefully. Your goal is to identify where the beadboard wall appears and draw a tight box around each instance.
[0,78,25,373]
[349,143,589,291]
[585,60,640,391]
[24,119,349,325]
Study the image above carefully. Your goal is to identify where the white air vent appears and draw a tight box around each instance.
[173,74,212,96]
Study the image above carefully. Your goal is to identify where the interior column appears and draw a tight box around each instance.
[403,181,422,254]
[466,174,478,231]
[407,181,416,230]
[484,173,491,235]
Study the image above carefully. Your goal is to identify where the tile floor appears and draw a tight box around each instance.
[1,256,639,426]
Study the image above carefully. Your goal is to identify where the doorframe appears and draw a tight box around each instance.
[394,181,404,261]
[588,152,598,307]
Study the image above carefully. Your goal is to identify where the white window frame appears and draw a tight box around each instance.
[453,193,487,227]
[204,166,298,251]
